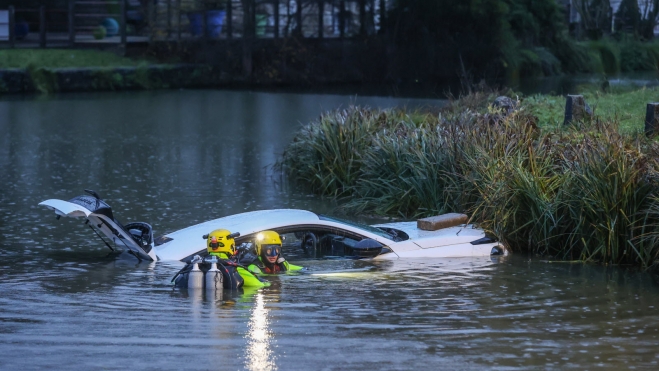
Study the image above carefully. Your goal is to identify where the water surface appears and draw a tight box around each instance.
[1,90,659,370]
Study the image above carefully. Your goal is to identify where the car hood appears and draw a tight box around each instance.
[375,221,486,248]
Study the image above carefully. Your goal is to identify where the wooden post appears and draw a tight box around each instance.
[273,0,279,39]
[563,94,593,125]
[284,0,289,37]
[242,0,254,77]
[148,0,155,42]
[40,5,46,48]
[167,0,172,38]
[202,0,208,40]
[120,0,127,47]
[226,0,233,39]
[68,0,75,46]
[339,0,345,39]
[296,0,302,35]
[645,103,659,137]
[252,0,256,38]
[379,0,385,31]
[359,0,365,36]
[8,5,15,48]
[177,0,182,41]
[318,0,323,38]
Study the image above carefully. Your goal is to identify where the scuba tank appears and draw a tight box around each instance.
[205,256,223,290]
[187,255,204,289]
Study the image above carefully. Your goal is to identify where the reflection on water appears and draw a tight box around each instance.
[1,90,659,370]
[1,252,659,369]
[246,293,277,371]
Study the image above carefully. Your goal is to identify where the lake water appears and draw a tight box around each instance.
[1,90,659,370]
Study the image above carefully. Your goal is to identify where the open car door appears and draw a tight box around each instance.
[39,190,156,261]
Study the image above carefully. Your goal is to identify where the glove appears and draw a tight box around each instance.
[277,257,286,264]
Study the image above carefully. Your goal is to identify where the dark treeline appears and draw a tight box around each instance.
[4,1,659,86]
[383,0,659,84]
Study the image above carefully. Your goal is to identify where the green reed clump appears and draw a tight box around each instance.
[278,106,391,196]
[440,116,659,268]
[637,196,659,270]
[455,114,559,253]
[345,121,456,217]
[279,93,659,269]
[554,126,651,263]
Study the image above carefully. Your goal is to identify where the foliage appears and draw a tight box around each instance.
[25,64,58,94]
[276,107,388,197]
[279,88,659,270]
[544,36,659,75]
[384,0,659,81]
[386,0,566,81]
[613,0,659,39]
[0,49,141,69]
[549,37,603,73]
[572,0,613,39]
[587,39,620,74]
[619,37,659,71]
[615,0,642,35]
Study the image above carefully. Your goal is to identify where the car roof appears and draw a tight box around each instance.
[155,209,322,260]
[165,209,321,239]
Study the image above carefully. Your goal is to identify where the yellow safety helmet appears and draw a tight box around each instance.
[255,230,282,256]
[206,229,236,256]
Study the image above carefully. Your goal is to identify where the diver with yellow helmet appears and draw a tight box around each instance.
[206,229,237,259]
[204,229,268,288]
[245,230,303,274]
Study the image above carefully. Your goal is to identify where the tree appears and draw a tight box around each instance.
[615,0,642,35]
[639,0,659,39]
[613,0,659,39]
[572,0,613,39]
[385,0,569,81]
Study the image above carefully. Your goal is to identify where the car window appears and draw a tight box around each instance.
[273,226,389,259]
[318,215,396,241]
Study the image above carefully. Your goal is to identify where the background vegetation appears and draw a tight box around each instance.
[0,50,142,69]
[385,0,659,83]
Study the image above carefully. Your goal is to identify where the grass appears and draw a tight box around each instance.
[0,49,144,69]
[278,87,659,270]
[524,86,659,133]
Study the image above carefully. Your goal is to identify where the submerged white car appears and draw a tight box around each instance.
[39,190,505,262]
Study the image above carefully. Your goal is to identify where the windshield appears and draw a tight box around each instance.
[318,215,395,241]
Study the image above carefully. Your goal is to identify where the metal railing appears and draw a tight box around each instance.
[0,0,389,48]
[149,0,387,41]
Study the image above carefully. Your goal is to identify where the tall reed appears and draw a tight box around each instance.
[278,107,385,196]
[279,93,659,270]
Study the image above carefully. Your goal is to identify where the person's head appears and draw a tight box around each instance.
[255,230,282,266]
[206,229,236,257]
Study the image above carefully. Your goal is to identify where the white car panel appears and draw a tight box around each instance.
[39,199,92,218]
[155,209,400,261]
[40,194,503,262]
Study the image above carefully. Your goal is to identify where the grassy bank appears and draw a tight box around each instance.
[525,86,659,133]
[0,49,211,94]
[278,88,659,270]
[0,49,145,69]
